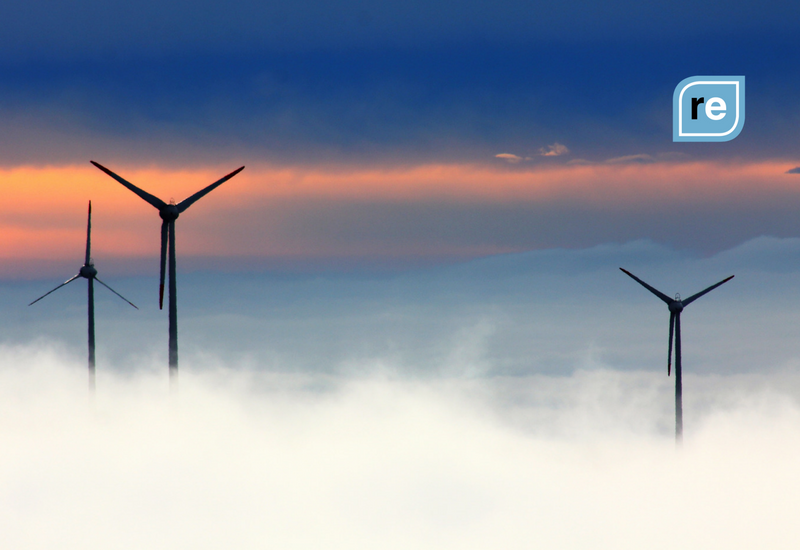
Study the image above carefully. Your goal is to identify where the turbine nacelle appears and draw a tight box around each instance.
[79,265,98,279]
[668,300,684,313]
[159,204,180,222]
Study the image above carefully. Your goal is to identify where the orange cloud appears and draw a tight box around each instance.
[0,160,798,275]
[3,159,793,205]
[223,160,795,204]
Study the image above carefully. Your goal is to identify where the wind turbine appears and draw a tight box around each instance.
[29,201,138,391]
[90,161,244,384]
[619,268,733,443]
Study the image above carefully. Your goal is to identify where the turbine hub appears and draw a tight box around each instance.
[159,204,180,221]
[669,300,684,313]
[79,265,97,279]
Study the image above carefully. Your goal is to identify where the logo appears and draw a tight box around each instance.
[673,76,745,142]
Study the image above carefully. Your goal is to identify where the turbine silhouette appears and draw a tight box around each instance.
[29,201,138,391]
[619,268,733,443]
[90,161,244,384]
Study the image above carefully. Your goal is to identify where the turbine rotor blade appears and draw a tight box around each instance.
[95,277,139,309]
[85,201,92,265]
[28,274,81,306]
[160,220,168,309]
[668,311,675,376]
[675,312,682,372]
[681,275,735,306]
[90,161,167,211]
[619,268,673,304]
[176,166,245,213]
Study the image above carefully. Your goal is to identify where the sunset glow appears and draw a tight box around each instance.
[1,160,798,275]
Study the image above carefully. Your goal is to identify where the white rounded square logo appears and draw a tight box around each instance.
[673,76,745,142]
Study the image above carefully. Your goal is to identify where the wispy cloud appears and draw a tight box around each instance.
[495,153,525,163]
[539,143,569,157]
[496,143,569,163]
[605,154,655,164]
[786,167,800,174]
[656,152,691,162]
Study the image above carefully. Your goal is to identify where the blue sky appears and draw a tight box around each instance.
[1,1,798,166]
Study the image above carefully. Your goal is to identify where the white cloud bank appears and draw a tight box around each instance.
[2,345,800,549]
[5,238,800,547]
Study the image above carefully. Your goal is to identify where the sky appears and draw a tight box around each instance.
[1,0,800,271]
[3,0,800,547]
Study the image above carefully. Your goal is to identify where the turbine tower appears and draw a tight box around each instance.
[29,201,138,391]
[90,161,244,384]
[619,268,733,443]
